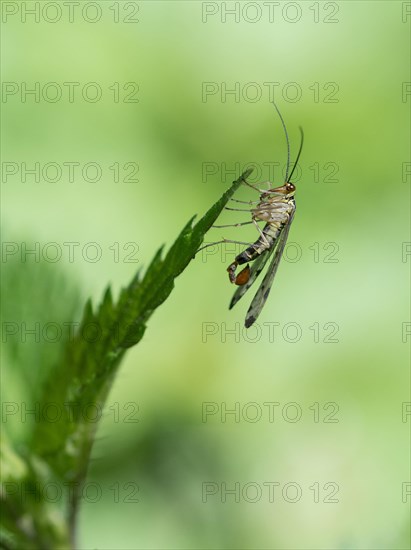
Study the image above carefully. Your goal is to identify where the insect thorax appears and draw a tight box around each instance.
[235,197,295,264]
[253,195,295,225]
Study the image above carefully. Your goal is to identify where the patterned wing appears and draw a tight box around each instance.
[229,243,277,310]
[244,214,294,328]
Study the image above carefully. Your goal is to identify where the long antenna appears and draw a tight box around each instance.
[272,102,290,182]
[288,126,304,183]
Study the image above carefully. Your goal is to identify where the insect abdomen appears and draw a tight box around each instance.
[227,223,281,284]
[235,223,280,266]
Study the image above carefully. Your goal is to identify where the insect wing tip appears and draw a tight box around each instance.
[228,294,237,310]
[244,315,256,329]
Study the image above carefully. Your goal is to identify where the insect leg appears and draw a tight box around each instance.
[222,238,254,246]
[252,219,270,246]
[225,206,253,212]
[229,198,260,205]
[244,181,267,193]
[212,221,254,228]
[197,238,253,253]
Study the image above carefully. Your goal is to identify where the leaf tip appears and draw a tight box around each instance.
[240,168,254,181]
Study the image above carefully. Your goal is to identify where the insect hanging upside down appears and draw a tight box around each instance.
[200,103,304,328]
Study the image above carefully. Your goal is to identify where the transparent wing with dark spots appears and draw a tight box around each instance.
[244,214,294,328]
[229,243,278,310]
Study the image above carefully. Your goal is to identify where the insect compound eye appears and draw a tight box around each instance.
[286,183,295,193]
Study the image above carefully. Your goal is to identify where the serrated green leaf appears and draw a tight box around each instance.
[27,169,252,547]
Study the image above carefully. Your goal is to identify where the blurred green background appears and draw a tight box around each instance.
[2,1,410,548]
